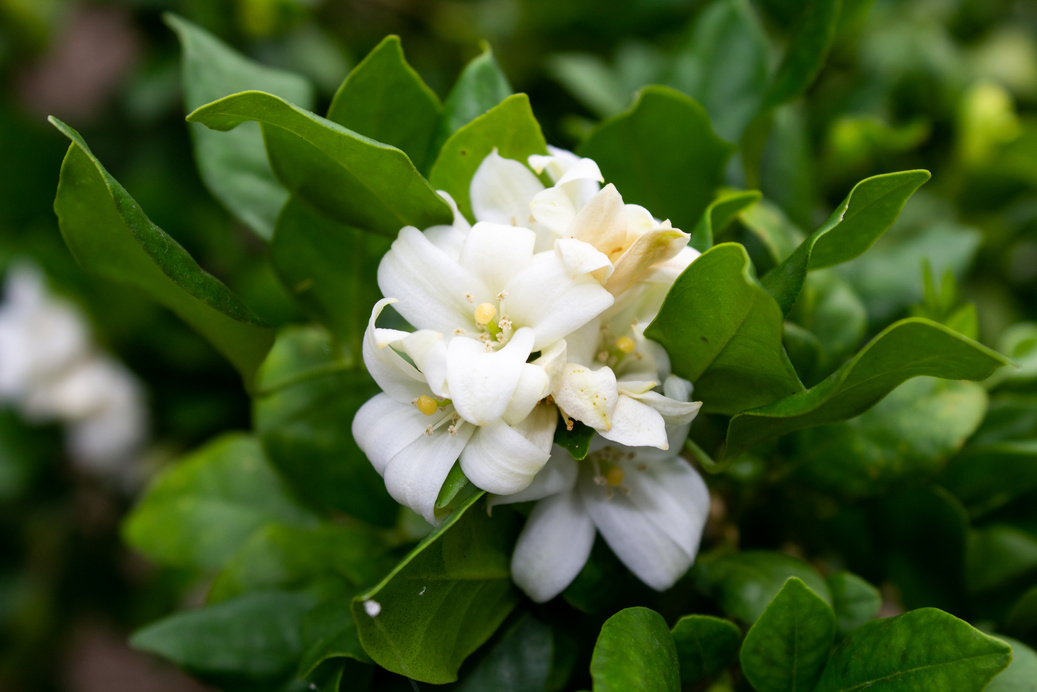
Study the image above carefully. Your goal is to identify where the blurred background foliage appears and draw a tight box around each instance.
[1,0,1036,689]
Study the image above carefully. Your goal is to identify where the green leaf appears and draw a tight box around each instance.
[762,170,931,315]
[428,94,547,223]
[814,608,1012,692]
[298,598,372,678]
[165,13,314,240]
[691,551,831,624]
[740,577,836,692]
[451,615,553,692]
[988,636,1037,692]
[590,607,680,692]
[326,36,441,172]
[270,198,390,347]
[553,420,596,461]
[430,44,512,159]
[123,434,317,571]
[579,86,735,233]
[435,462,476,514]
[966,525,1037,594]
[671,615,742,686]
[131,590,314,686]
[826,572,881,639]
[253,326,398,527]
[725,318,1009,459]
[788,270,867,384]
[1007,587,1037,638]
[687,188,762,252]
[50,117,275,384]
[986,322,1037,389]
[351,494,520,684]
[793,378,987,497]
[762,0,841,109]
[186,91,452,235]
[208,523,390,603]
[942,442,1037,517]
[645,243,804,416]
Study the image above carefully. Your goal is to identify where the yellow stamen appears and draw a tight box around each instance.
[616,336,636,354]
[415,395,439,416]
[474,302,497,325]
[606,467,625,487]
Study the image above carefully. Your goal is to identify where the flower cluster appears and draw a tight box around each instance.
[353,148,710,600]
[0,262,148,481]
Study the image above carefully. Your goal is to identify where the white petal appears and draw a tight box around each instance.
[401,330,449,397]
[556,157,604,186]
[502,363,551,425]
[529,186,577,236]
[424,224,468,262]
[470,150,544,226]
[642,246,699,285]
[664,374,694,401]
[502,254,614,350]
[511,491,596,602]
[551,364,618,432]
[460,222,537,290]
[554,238,614,283]
[598,394,668,449]
[560,320,600,366]
[362,299,428,402]
[436,190,471,232]
[566,184,628,255]
[580,458,710,591]
[352,393,432,475]
[377,226,489,333]
[460,418,552,495]
[606,225,690,296]
[447,327,535,425]
[491,442,578,507]
[627,390,702,426]
[383,421,476,523]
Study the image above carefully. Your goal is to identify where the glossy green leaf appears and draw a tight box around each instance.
[428,94,547,222]
[645,243,804,416]
[123,434,317,571]
[942,442,1037,517]
[762,0,841,109]
[326,35,441,172]
[726,318,1008,459]
[740,577,836,692]
[553,420,596,461]
[814,608,1012,692]
[298,598,372,678]
[351,494,520,684]
[130,590,315,685]
[590,607,680,692]
[988,636,1037,692]
[763,170,931,315]
[270,198,390,347]
[253,326,397,527]
[431,44,512,159]
[671,615,742,686]
[451,615,553,692]
[794,378,987,496]
[165,13,314,240]
[687,189,762,252]
[186,91,452,235]
[826,572,881,639]
[692,551,831,624]
[208,523,389,603]
[50,118,275,384]
[580,86,735,232]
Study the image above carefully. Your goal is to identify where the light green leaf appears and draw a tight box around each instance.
[763,170,931,315]
[165,13,314,240]
[988,636,1037,692]
[123,434,317,571]
[645,243,804,416]
[740,577,836,692]
[814,608,1012,692]
[428,93,547,223]
[671,615,742,686]
[762,0,841,109]
[326,35,441,172]
[186,90,452,235]
[430,44,512,159]
[725,318,1008,459]
[590,607,680,692]
[691,551,831,624]
[351,494,520,684]
[826,572,881,639]
[687,188,762,252]
[50,117,275,385]
[451,615,553,692]
[579,86,735,233]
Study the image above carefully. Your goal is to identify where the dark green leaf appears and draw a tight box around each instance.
[788,270,867,384]
[590,607,680,692]
[671,615,742,686]
[763,170,930,315]
[740,577,836,692]
[645,243,804,416]
[691,551,831,624]
[351,494,520,684]
[942,442,1037,518]
[451,615,553,692]
[428,94,547,223]
[430,44,512,159]
[762,0,841,109]
[123,434,317,571]
[579,86,735,232]
[50,117,275,384]
[326,36,441,172]
[1006,587,1037,638]
[298,598,372,678]
[738,197,806,264]
[826,572,881,639]
[553,420,596,461]
[814,608,1012,692]
[165,13,315,240]
[726,318,1008,459]
[966,525,1037,595]
[130,591,315,685]
[987,636,1037,692]
[186,91,452,235]
[687,188,762,252]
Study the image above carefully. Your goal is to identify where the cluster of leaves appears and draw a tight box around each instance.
[40,1,1037,690]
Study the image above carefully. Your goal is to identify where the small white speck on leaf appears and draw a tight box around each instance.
[363,599,381,617]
